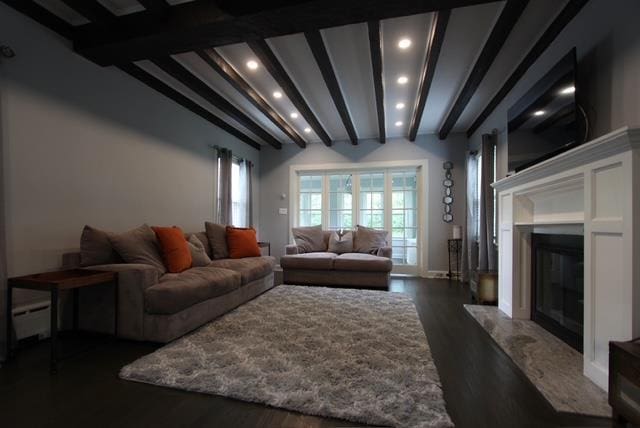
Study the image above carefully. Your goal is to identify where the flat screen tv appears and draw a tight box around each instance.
[507,48,585,174]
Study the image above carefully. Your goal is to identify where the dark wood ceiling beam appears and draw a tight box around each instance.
[197,49,306,148]
[60,0,118,26]
[305,30,358,145]
[152,57,282,149]
[71,0,500,66]
[408,10,450,142]
[466,0,589,138]
[137,0,169,12]
[248,39,332,147]
[119,63,261,150]
[438,0,528,140]
[368,20,385,144]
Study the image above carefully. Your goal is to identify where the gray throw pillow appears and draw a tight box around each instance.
[353,225,388,254]
[292,225,326,253]
[205,222,229,259]
[109,224,166,273]
[328,231,353,254]
[188,234,212,267]
[80,225,122,267]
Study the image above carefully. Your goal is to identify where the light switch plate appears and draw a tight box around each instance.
[278,208,288,215]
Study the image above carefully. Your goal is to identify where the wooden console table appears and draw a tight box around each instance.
[6,269,118,373]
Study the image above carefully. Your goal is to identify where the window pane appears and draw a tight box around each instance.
[392,210,404,228]
[372,192,383,209]
[360,193,371,209]
[372,212,384,229]
[299,211,311,226]
[343,194,352,209]
[405,191,416,209]
[392,173,404,189]
[311,194,322,209]
[310,211,322,225]
[392,191,404,209]
[300,193,310,210]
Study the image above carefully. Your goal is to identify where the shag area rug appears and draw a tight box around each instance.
[120,285,453,428]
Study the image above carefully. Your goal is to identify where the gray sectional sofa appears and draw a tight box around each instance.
[67,226,274,343]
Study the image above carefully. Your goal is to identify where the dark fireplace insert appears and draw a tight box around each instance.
[531,233,584,352]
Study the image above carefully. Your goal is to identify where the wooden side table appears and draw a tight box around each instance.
[7,269,118,373]
[258,241,271,256]
[447,239,462,281]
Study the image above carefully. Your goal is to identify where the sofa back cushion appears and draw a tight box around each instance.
[188,234,212,267]
[328,231,354,254]
[353,225,388,254]
[80,225,123,267]
[152,226,192,273]
[292,225,326,253]
[187,231,212,258]
[109,224,166,273]
[205,222,229,259]
[226,226,261,258]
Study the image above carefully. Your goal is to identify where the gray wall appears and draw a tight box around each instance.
[0,4,261,308]
[470,0,640,178]
[259,134,468,273]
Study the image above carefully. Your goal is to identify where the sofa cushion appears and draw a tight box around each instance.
[334,253,393,272]
[152,226,192,273]
[207,256,275,285]
[205,222,229,259]
[146,267,241,314]
[188,235,212,267]
[226,227,261,258]
[353,225,389,254]
[186,231,212,258]
[292,225,326,253]
[80,225,122,267]
[280,252,337,270]
[328,231,354,254]
[109,224,166,273]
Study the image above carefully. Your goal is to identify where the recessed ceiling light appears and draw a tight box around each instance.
[246,60,259,70]
[397,76,408,85]
[560,85,575,95]
[273,91,282,99]
[395,121,403,127]
[533,110,546,116]
[396,102,405,110]
[304,127,311,133]
[290,112,299,119]
[398,38,412,49]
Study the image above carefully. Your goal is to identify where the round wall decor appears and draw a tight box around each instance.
[442,162,454,223]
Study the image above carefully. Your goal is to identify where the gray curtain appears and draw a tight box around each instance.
[0,84,6,362]
[245,160,254,227]
[216,148,233,225]
[478,133,497,271]
[464,151,479,281]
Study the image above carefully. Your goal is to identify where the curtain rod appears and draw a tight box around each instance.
[208,144,253,165]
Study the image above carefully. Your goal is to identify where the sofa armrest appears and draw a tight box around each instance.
[376,246,392,258]
[285,244,304,255]
[85,263,161,290]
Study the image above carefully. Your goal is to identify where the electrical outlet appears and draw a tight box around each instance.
[278,208,288,215]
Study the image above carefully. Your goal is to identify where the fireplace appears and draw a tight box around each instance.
[531,233,584,352]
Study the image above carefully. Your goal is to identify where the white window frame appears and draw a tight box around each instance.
[289,159,429,277]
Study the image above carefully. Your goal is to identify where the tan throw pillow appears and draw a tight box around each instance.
[80,225,123,267]
[188,234,212,267]
[292,225,326,253]
[353,225,388,254]
[109,224,166,273]
[328,231,353,254]
[205,222,229,259]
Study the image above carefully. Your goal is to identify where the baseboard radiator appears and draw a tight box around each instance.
[12,301,51,341]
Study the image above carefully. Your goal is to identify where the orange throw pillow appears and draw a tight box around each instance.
[151,226,192,273]
[226,226,261,258]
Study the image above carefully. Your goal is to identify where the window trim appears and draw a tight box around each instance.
[289,159,429,277]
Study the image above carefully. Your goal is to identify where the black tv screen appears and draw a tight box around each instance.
[507,48,582,173]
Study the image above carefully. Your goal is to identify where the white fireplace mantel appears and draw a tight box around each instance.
[492,126,640,391]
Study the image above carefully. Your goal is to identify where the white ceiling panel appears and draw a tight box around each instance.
[215,43,318,143]
[173,52,289,143]
[455,0,569,131]
[135,60,266,146]
[417,2,504,134]
[321,23,378,139]
[382,12,433,138]
[267,33,348,142]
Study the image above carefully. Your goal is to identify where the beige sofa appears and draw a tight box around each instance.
[68,229,274,343]
[281,230,393,289]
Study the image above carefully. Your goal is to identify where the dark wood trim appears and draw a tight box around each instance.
[198,49,306,148]
[118,63,261,150]
[60,0,118,26]
[248,39,332,147]
[368,20,385,144]
[71,0,499,66]
[438,0,528,140]
[466,0,589,138]
[1,0,75,39]
[138,0,169,12]
[408,10,450,141]
[152,57,282,149]
[305,30,358,145]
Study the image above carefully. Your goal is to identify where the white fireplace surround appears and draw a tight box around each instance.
[492,126,640,392]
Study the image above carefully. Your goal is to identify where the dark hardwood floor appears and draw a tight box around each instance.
[0,278,613,428]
